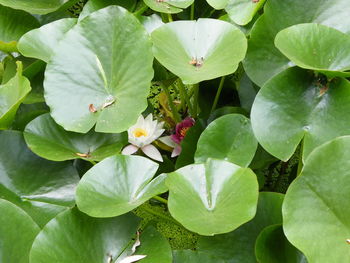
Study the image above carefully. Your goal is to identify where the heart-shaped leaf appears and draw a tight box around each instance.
[275,23,350,78]
[283,136,350,262]
[18,18,77,62]
[197,192,284,263]
[255,224,306,263]
[24,113,127,161]
[166,158,259,235]
[44,6,154,133]
[0,0,70,15]
[151,19,247,84]
[251,67,350,161]
[0,199,40,263]
[244,0,350,86]
[0,5,39,53]
[0,130,80,227]
[30,209,140,262]
[143,0,193,14]
[76,155,167,217]
[0,61,31,129]
[225,0,267,26]
[195,114,257,167]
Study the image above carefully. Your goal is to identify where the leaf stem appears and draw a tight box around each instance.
[87,159,97,165]
[167,13,173,22]
[210,76,225,113]
[152,195,168,204]
[133,4,148,16]
[190,3,195,20]
[162,84,181,123]
[192,83,199,117]
[178,80,194,116]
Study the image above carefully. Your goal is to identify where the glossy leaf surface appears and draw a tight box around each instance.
[143,0,193,14]
[0,0,70,14]
[173,250,226,263]
[225,0,266,26]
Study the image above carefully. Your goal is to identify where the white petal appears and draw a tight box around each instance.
[119,255,147,263]
[141,144,163,162]
[122,144,139,155]
[153,128,165,139]
[171,145,182,157]
[159,136,176,148]
[145,113,153,123]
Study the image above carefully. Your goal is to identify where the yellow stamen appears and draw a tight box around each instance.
[133,128,148,138]
[180,127,190,137]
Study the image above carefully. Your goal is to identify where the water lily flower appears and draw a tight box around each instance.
[122,114,165,162]
[159,117,195,157]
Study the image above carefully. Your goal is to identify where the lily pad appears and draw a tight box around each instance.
[195,114,257,167]
[173,250,226,263]
[0,199,40,263]
[0,61,31,129]
[197,192,284,263]
[44,6,154,133]
[255,224,306,263]
[0,5,39,53]
[0,0,70,15]
[166,158,258,235]
[30,208,141,262]
[206,0,228,10]
[0,130,80,227]
[24,113,127,161]
[244,0,350,86]
[251,67,350,161]
[151,19,247,84]
[225,0,267,26]
[76,155,167,217]
[18,18,77,62]
[275,23,350,78]
[283,136,350,263]
[139,14,164,34]
[143,0,193,14]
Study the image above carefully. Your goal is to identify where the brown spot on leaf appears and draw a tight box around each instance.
[252,0,259,3]
[89,104,97,113]
[76,152,91,158]
[319,85,328,97]
[346,239,350,244]
[189,57,204,68]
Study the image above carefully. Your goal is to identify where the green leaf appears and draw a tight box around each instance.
[195,114,257,167]
[244,0,350,86]
[0,0,70,15]
[143,0,193,14]
[166,158,258,235]
[0,61,31,129]
[0,130,80,227]
[139,14,164,34]
[76,155,167,217]
[275,23,350,77]
[29,208,141,262]
[225,0,266,26]
[255,224,306,263]
[206,0,228,10]
[173,250,226,263]
[18,18,77,62]
[251,67,350,161]
[0,199,40,263]
[197,192,284,263]
[151,19,247,84]
[24,113,127,161]
[0,5,39,53]
[44,6,154,133]
[283,136,350,262]
[79,0,137,20]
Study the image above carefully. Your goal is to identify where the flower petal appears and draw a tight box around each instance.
[121,144,139,155]
[159,136,176,148]
[171,145,182,157]
[141,144,163,162]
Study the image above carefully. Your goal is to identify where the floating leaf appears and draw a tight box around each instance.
[275,23,350,78]
[255,224,306,263]
[198,192,284,262]
[143,0,193,14]
[24,113,127,161]
[244,0,350,86]
[0,199,40,263]
[195,114,257,167]
[225,0,267,26]
[139,14,164,34]
[283,136,350,262]
[18,18,77,62]
[0,0,70,15]
[44,6,154,133]
[251,67,350,161]
[152,19,247,84]
[206,0,228,10]
[76,155,167,217]
[0,130,80,227]
[0,61,31,129]
[166,158,258,235]
[173,250,226,263]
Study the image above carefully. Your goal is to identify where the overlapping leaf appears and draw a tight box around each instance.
[152,19,247,84]
[283,136,350,263]
[44,6,154,133]
[225,0,266,26]
[0,0,70,15]
[166,158,258,235]
[144,0,193,14]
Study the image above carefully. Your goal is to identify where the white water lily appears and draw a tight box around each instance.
[122,114,164,162]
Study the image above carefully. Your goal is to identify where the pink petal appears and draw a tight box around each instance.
[171,145,182,157]
[121,144,139,155]
[141,144,163,162]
